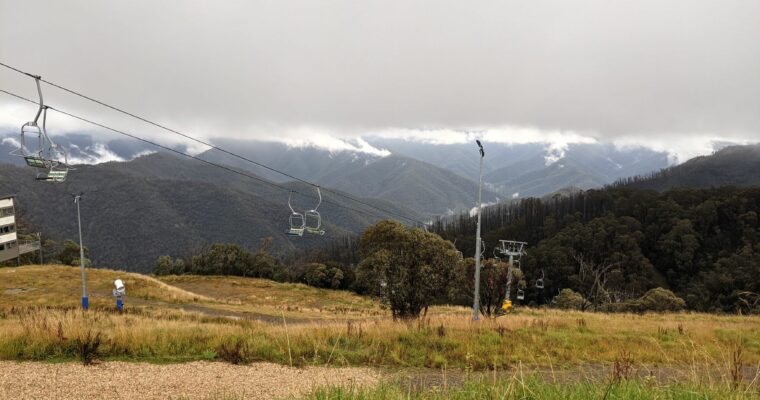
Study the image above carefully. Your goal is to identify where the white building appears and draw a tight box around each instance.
[0,196,19,262]
[0,196,41,263]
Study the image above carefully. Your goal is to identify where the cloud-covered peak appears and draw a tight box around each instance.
[276,132,391,157]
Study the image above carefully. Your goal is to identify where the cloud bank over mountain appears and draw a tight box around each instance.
[1,0,758,163]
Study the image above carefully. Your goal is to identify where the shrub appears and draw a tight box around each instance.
[599,288,686,313]
[154,255,174,275]
[302,263,344,289]
[554,289,585,310]
[636,288,686,312]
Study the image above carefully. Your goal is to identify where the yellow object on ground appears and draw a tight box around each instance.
[501,299,513,312]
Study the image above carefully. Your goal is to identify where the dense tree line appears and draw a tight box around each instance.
[154,238,287,280]
[296,186,760,314]
[153,238,359,291]
[430,187,760,313]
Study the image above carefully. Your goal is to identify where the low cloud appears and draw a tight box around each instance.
[272,128,391,157]
[1,137,20,148]
[66,143,126,165]
[613,135,760,165]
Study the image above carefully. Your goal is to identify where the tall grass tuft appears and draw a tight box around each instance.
[75,330,102,365]
[217,337,249,365]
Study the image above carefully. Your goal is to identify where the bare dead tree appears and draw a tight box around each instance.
[574,253,616,310]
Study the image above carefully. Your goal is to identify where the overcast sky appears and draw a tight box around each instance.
[1,0,759,161]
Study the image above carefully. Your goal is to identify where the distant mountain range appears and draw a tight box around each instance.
[199,139,500,216]
[367,139,670,198]
[2,131,673,207]
[10,129,759,274]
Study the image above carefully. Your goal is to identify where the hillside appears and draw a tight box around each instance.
[485,157,608,198]
[0,153,422,272]
[319,155,500,216]
[619,144,760,191]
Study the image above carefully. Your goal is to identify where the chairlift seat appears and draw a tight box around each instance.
[287,228,305,237]
[24,156,50,169]
[517,289,525,301]
[305,227,325,236]
[535,279,545,289]
[36,170,68,182]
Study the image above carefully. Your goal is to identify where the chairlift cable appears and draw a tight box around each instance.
[0,62,425,226]
[0,88,415,225]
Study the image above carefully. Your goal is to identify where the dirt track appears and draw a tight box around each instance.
[0,361,379,399]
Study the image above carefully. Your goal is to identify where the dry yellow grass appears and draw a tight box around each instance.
[1,265,382,321]
[1,265,759,372]
[159,274,382,320]
[0,265,215,306]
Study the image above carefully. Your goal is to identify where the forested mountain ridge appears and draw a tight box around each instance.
[430,185,760,312]
[0,152,422,272]
[616,144,760,191]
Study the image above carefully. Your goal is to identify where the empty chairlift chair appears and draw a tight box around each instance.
[517,289,525,301]
[535,270,545,289]
[304,187,325,236]
[286,191,305,237]
[11,76,70,182]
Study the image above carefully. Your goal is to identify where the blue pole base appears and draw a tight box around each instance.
[116,298,123,312]
[82,296,89,310]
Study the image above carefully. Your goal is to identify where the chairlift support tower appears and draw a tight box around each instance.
[495,240,527,304]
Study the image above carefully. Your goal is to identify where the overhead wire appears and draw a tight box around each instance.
[0,87,417,226]
[0,61,425,226]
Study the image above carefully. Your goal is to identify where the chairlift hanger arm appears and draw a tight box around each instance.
[32,75,43,125]
[313,186,322,211]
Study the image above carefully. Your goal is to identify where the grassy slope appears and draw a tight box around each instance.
[1,265,759,377]
[0,265,380,321]
[159,275,380,319]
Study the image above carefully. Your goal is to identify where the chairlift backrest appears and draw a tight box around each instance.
[517,289,525,300]
[304,186,325,235]
[286,191,305,236]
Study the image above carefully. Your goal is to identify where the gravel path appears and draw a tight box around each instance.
[0,361,380,399]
